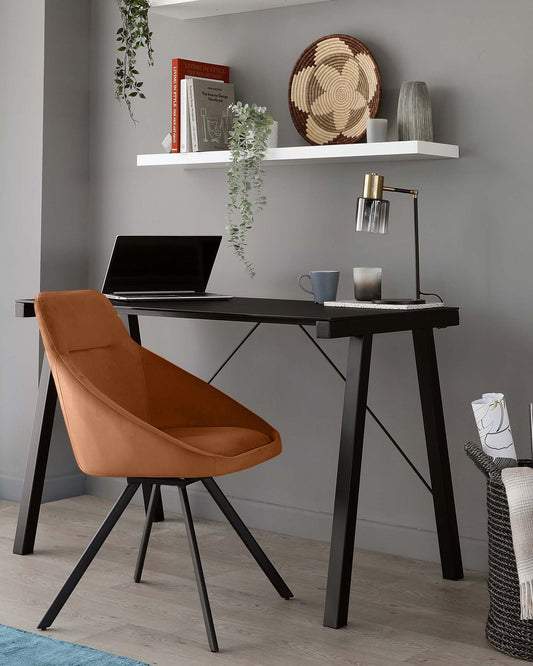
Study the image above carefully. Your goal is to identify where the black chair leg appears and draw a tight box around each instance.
[134,483,159,583]
[38,482,140,630]
[202,477,293,600]
[142,482,164,523]
[178,485,219,653]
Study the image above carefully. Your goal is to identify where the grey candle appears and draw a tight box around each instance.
[366,118,388,143]
[353,267,382,301]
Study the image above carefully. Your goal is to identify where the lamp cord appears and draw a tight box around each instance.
[419,290,443,303]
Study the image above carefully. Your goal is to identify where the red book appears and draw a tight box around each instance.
[171,59,230,153]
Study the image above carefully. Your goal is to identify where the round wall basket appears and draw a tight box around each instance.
[288,34,381,146]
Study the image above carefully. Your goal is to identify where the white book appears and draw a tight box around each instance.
[187,77,198,152]
[180,78,191,153]
[181,76,224,153]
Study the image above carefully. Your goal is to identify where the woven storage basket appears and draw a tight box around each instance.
[466,441,533,660]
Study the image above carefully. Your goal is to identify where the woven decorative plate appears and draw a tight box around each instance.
[289,34,381,145]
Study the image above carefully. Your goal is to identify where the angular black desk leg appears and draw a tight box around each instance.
[13,356,57,555]
[127,314,165,524]
[323,335,373,629]
[412,328,463,581]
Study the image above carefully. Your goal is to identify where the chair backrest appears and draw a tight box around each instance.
[35,290,149,422]
[34,289,281,479]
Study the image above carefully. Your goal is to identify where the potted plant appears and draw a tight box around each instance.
[114,0,153,122]
[226,102,274,278]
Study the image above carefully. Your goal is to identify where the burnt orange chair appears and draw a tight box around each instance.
[35,289,292,652]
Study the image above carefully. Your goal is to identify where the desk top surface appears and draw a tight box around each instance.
[15,297,459,339]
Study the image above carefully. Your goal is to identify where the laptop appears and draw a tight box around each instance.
[102,235,232,301]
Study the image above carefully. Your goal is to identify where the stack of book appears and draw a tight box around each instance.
[171,58,234,153]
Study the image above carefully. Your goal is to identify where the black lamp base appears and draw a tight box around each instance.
[372,298,426,305]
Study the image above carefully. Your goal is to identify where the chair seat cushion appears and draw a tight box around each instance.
[161,426,272,458]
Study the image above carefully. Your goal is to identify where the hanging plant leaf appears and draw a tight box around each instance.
[114,0,153,123]
[226,102,273,278]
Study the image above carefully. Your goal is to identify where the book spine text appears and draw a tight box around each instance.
[187,78,199,152]
[171,59,179,152]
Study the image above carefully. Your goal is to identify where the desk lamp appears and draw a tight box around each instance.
[355,172,425,304]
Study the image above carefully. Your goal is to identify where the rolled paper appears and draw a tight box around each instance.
[472,392,517,460]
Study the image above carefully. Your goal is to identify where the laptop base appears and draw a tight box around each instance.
[105,293,233,302]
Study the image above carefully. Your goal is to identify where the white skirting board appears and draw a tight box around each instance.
[0,472,86,503]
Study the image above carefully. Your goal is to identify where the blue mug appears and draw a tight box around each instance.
[298,271,339,304]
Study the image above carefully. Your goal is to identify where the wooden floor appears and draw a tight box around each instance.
[0,495,516,665]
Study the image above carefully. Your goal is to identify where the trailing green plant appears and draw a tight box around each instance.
[114,0,154,123]
[226,102,273,278]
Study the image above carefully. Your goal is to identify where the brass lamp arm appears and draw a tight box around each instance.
[383,185,418,198]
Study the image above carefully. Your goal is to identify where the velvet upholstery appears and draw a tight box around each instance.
[34,290,282,478]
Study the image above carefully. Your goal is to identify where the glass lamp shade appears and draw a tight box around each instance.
[355,197,390,234]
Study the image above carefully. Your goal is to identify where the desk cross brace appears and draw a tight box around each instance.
[207,320,432,495]
[297,325,432,494]
[207,322,261,385]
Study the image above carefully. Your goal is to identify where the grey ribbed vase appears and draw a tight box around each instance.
[397,81,433,141]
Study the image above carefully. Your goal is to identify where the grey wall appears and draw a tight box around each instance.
[0,0,45,499]
[41,0,91,294]
[88,0,533,572]
[88,0,520,572]
[0,0,90,501]
[40,0,91,498]
[5,0,527,572]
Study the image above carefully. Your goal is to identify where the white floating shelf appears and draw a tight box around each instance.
[149,0,334,20]
[137,141,459,169]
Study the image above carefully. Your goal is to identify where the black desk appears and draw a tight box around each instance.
[14,296,463,629]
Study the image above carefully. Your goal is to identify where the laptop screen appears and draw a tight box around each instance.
[102,236,222,294]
